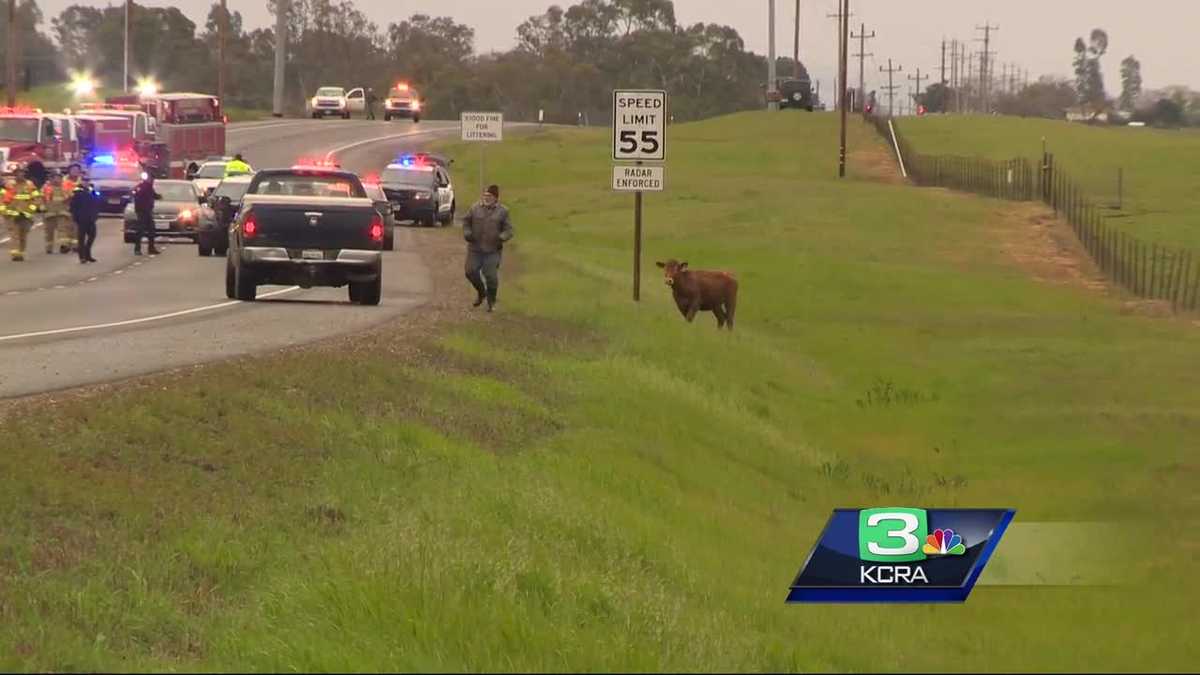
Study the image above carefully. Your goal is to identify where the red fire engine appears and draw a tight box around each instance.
[0,107,80,175]
[106,92,226,179]
[77,102,169,176]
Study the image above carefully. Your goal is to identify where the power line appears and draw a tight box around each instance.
[850,22,875,114]
[879,58,903,118]
[908,67,929,112]
[826,2,853,110]
[974,22,999,112]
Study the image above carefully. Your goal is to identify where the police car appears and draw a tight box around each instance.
[379,154,454,227]
[86,152,143,214]
[383,83,421,123]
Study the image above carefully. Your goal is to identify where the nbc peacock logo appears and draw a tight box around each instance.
[923,528,967,556]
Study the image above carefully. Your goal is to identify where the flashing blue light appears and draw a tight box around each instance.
[91,154,115,166]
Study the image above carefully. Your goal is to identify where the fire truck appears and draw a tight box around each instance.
[105,92,226,179]
[77,102,168,176]
[0,107,81,175]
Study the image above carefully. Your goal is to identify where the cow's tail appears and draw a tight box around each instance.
[725,277,738,331]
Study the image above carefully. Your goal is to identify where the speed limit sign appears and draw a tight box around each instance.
[612,90,666,162]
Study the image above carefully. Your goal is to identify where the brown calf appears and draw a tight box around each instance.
[655,259,738,330]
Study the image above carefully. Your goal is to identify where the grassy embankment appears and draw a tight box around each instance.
[1,112,1198,671]
[899,114,1200,249]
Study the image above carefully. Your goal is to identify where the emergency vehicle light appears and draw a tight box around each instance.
[396,83,409,91]
[0,106,43,114]
[91,154,116,166]
[292,157,341,169]
[396,154,429,168]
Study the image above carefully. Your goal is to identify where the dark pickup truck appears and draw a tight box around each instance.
[225,167,385,305]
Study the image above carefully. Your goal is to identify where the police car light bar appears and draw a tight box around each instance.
[292,157,341,169]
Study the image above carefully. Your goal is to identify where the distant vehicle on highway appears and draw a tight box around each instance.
[199,173,253,256]
[383,82,421,123]
[779,78,815,111]
[307,86,366,119]
[124,179,211,244]
[226,163,384,304]
[362,179,397,251]
[379,154,455,227]
[87,152,143,214]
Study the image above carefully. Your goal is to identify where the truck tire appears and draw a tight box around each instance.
[413,114,421,123]
[384,230,394,251]
[349,274,382,306]
[384,113,392,121]
[342,111,351,120]
[438,202,455,226]
[234,263,257,301]
[225,258,236,299]
[312,112,319,119]
[198,241,212,257]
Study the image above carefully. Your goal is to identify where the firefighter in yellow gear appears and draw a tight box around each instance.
[2,165,44,262]
[42,172,76,254]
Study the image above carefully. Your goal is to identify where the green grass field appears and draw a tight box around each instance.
[1,112,1198,671]
[898,115,1200,250]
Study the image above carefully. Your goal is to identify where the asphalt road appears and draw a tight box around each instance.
[0,118,466,399]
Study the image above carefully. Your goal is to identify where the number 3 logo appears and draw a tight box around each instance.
[858,508,929,562]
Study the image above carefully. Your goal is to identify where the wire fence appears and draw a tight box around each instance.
[870,114,1200,312]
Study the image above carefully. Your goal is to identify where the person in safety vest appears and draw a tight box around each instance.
[224,154,253,177]
[42,171,75,254]
[2,165,44,262]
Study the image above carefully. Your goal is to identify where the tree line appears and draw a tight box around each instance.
[4,0,806,124]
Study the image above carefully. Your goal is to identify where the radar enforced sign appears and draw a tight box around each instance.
[612,90,666,161]
[613,165,664,192]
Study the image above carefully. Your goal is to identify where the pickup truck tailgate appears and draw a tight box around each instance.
[241,195,379,250]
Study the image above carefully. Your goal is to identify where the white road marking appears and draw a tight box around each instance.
[0,222,43,245]
[0,286,302,343]
[322,127,457,160]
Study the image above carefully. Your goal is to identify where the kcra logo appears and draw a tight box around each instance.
[787,507,1015,603]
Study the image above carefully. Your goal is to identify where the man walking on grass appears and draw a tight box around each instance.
[462,184,514,312]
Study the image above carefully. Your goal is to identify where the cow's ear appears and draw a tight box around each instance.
[679,262,688,271]
[655,261,665,268]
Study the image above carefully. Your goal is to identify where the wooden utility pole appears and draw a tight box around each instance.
[975,22,999,113]
[940,38,948,85]
[768,0,778,111]
[272,0,288,116]
[793,0,802,79]
[837,0,849,177]
[826,3,853,110]
[851,22,875,114]
[879,58,903,118]
[217,0,227,105]
[950,39,960,112]
[908,68,929,109]
[124,0,131,92]
[5,0,17,107]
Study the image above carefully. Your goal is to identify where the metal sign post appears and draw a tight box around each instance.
[612,89,667,302]
[461,111,503,198]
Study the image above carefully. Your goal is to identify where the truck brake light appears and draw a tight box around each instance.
[369,214,384,242]
[243,213,258,237]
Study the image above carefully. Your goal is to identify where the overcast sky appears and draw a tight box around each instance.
[36,1,1199,93]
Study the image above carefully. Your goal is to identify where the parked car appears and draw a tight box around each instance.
[123,179,212,243]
